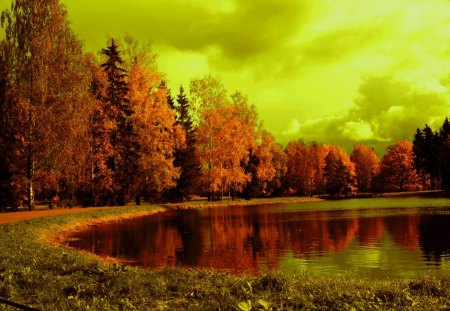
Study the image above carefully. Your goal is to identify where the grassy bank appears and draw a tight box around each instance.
[1,203,450,310]
[163,196,322,210]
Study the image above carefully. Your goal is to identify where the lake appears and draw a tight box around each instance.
[67,197,450,277]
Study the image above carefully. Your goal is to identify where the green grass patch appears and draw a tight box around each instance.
[163,196,322,210]
[1,204,450,310]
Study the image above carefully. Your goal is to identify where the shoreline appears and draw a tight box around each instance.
[44,191,450,269]
[6,191,450,253]
[41,205,167,253]
[162,196,323,210]
[1,197,450,309]
[44,197,321,256]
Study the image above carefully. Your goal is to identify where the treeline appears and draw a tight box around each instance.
[0,0,449,210]
[413,120,450,190]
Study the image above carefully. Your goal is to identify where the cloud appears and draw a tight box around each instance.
[65,0,308,59]
[282,119,301,136]
[298,25,387,64]
[339,120,378,141]
[297,75,450,154]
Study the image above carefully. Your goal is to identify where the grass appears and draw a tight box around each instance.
[0,202,450,310]
[163,196,322,210]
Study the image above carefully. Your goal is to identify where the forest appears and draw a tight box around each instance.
[1,0,450,211]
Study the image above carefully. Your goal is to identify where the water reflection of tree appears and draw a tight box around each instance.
[243,212,264,257]
[68,206,450,274]
[419,214,450,262]
[175,210,203,266]
[384,215,420,251]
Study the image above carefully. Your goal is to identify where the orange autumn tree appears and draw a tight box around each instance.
[191,76,257,200]
[285,140,312,195]
[265,142,288,196]
[323,145,357,196]
[81,52,117,206]
[309,143,331,195]
[126,39,184,202]
[284,141,331,195]
[378,139,420,192]
[1,0,90,209]
[350,144,381,192]
[250,130,278,197]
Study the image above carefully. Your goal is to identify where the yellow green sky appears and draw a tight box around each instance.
[1,0,450,154]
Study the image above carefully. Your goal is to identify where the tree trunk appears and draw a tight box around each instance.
[26,110,35,211]
[27,177,34,211]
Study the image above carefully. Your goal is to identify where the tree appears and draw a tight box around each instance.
[350,144,380,192]
[171,86,200,201]
[126,42,183,202]
[285,140,312,195]
[1,0,89,209]
[440,135,450,190]
[412,124,439,189]
[438,118,450,189]
[323,146,356,196]
[379,140,419,192]
[191,76,258,200]
[242,130,278,199]
[100,38,134,205]
[439,118,450,143]
[0,42,16,210]
[265,143,288,197]
[283,141,331,196]
[308,143,331,195]
[79,52,116,206]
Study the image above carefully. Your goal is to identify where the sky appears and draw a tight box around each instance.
[1,0,450,154]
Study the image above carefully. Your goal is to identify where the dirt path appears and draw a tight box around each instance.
[0,206,124,225]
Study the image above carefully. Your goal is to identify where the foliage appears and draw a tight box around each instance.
[284,141,331,196]
[126,42,183,203]
[265,142,288,197]
[170,86,201,202]
[242,130,279,199]
[191,76,259,200]
[0,0,90,210]
[412,125,439,189]
[440,135,450,190]
[323,145,357,196]
[100,39,133,206]
[350,144,380,192]
[412,118,450,191]
[285,140,312,195]
[378,140,420,192]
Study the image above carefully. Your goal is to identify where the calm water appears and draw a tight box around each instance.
[68,197,450,277]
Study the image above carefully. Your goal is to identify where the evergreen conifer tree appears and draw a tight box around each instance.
[439,118,450,143]
[422,125,439,189]
[413,120,448,190]
[100,39,134,205]
[439,118,450,189]
[172,86,200,201]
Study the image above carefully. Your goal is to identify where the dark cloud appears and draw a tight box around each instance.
[209,0,307,59]
[109,0,307,59]
[299,25,386,63]
[63,0,310,75]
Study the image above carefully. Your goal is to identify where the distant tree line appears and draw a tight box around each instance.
[412,118,450,190]
[0,0,449,210]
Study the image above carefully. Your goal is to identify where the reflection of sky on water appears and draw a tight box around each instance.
[280,230,450,278]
